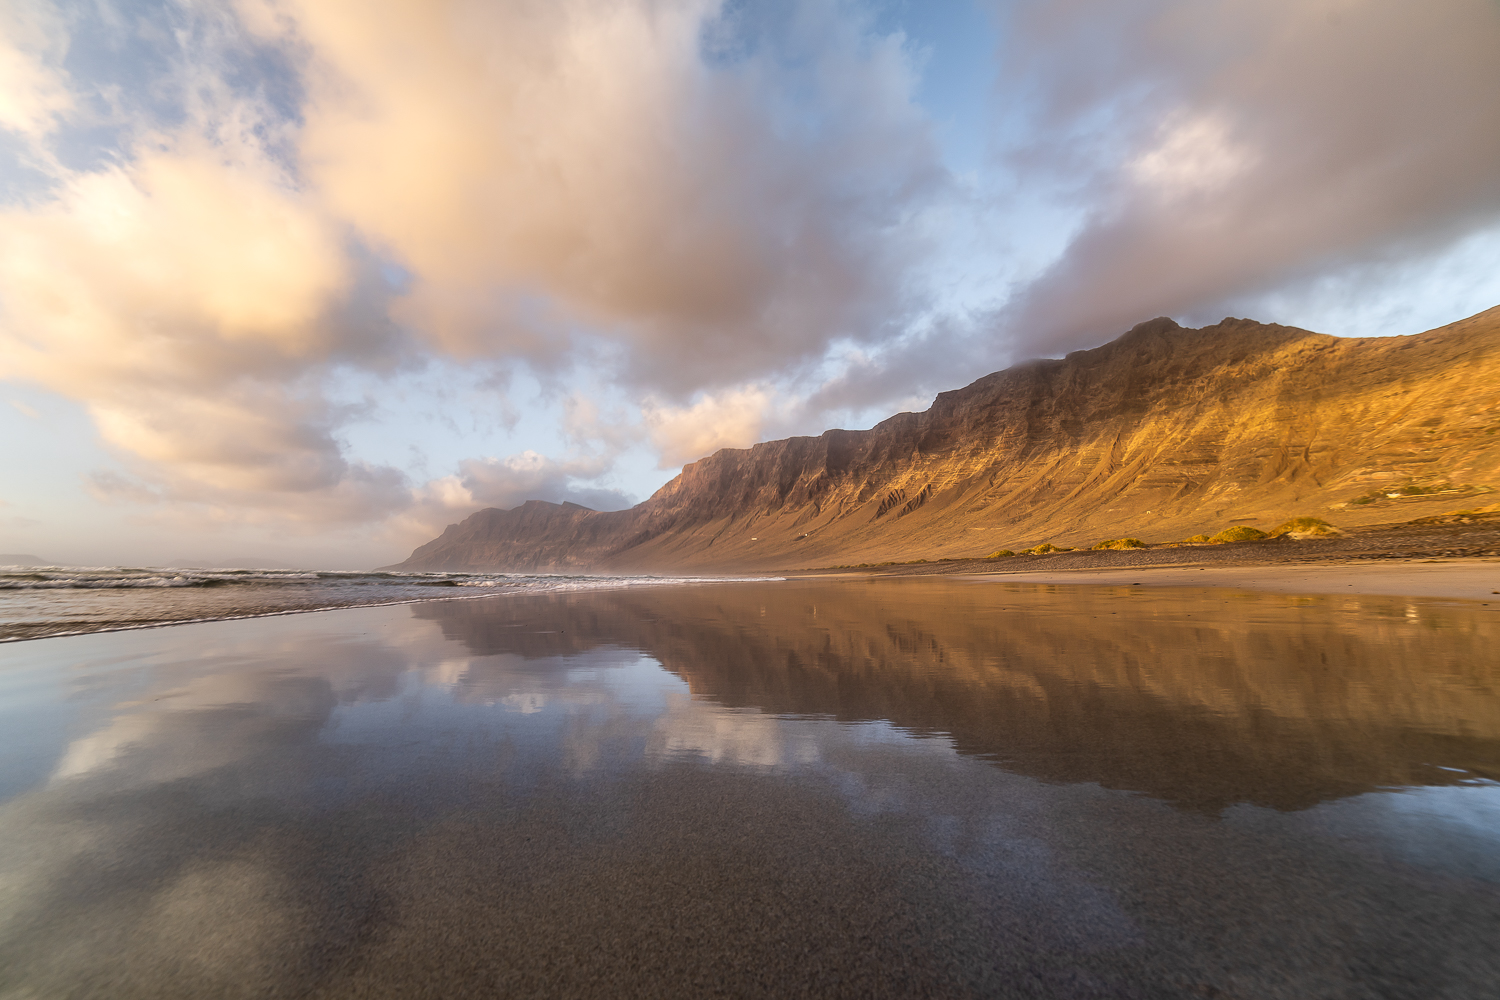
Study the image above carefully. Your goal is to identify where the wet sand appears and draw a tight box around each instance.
[2,580,1498,998]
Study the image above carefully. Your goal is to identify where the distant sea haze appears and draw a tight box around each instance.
[0,567,769,643]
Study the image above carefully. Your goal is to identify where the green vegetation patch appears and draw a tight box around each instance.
[1092,538,1147,551]
[1269,516,1340,538]
[986,549,1016,559]
[1023,543,1073,555]
[1208,525,1268,544]
[1181,534,1212,544]
[1350,480,1472,505]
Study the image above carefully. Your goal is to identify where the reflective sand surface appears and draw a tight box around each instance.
[2,579,1498,998]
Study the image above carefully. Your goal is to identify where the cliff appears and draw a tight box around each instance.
[393,306,1500,571]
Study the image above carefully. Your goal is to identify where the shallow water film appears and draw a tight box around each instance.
[2,578,1498,999]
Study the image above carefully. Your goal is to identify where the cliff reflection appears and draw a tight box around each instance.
[415,579,1500,812]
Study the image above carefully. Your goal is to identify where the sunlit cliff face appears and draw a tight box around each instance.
[1,0,1498,565]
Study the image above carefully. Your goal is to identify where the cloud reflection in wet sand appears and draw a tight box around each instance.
[0,580,1497,998]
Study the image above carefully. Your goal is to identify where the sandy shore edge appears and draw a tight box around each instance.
[945,558,1500,601]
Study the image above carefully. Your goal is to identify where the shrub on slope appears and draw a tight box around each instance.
[1209,526,1269,544]
[1092,538,1147,550]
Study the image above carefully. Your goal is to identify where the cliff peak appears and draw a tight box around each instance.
[393,307,1500,572]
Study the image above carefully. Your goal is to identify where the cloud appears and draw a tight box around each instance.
[395,451,636,544]
[86,470,162,505]
[561,392,642,455]
[456,451,635,512]
[0,138,368,498]
[0,4,71,140]
[642,386,778,469]
[0,0,948,552]
[239,0,947,391]
[86,460,412,527]
[1128,112,1257,199]
[990,0,1500,352]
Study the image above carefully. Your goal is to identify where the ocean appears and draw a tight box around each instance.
[0,565,763,643]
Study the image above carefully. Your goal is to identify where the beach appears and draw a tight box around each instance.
[964,557,1500,601]
[786,513,1500,603]
[2,577,1498,997]
[8,4,1498,995]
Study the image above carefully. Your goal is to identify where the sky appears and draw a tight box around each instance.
[2,0,1499,569]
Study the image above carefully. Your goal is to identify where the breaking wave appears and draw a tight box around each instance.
[0,568,778,642]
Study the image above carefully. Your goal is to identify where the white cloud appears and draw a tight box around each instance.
[1129,112,1257,201]
[235,0,944,391]
[456,451,634,511]
[0,141,361,497]
[0,4,71,140]
[0,0,948,556]
[643,386,774,469]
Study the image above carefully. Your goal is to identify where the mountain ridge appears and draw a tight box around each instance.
[392,306,1500,572]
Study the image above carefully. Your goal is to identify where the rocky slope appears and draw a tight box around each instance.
[394,306,1500,572]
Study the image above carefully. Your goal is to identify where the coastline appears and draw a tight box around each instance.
[786,557,1500,601]
[0,571,768,644]
[781,513,1500,600]
[955,558,1500,601]
[8,514,1497,645]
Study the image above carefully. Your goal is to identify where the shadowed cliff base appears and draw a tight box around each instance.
[413,579,1500,813]
[392,305,1500,573]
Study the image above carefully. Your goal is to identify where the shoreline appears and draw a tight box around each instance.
[779,513,1500,600]
[953,558,1500,602]
[10,519,1498,645]
[0,574,776,645]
